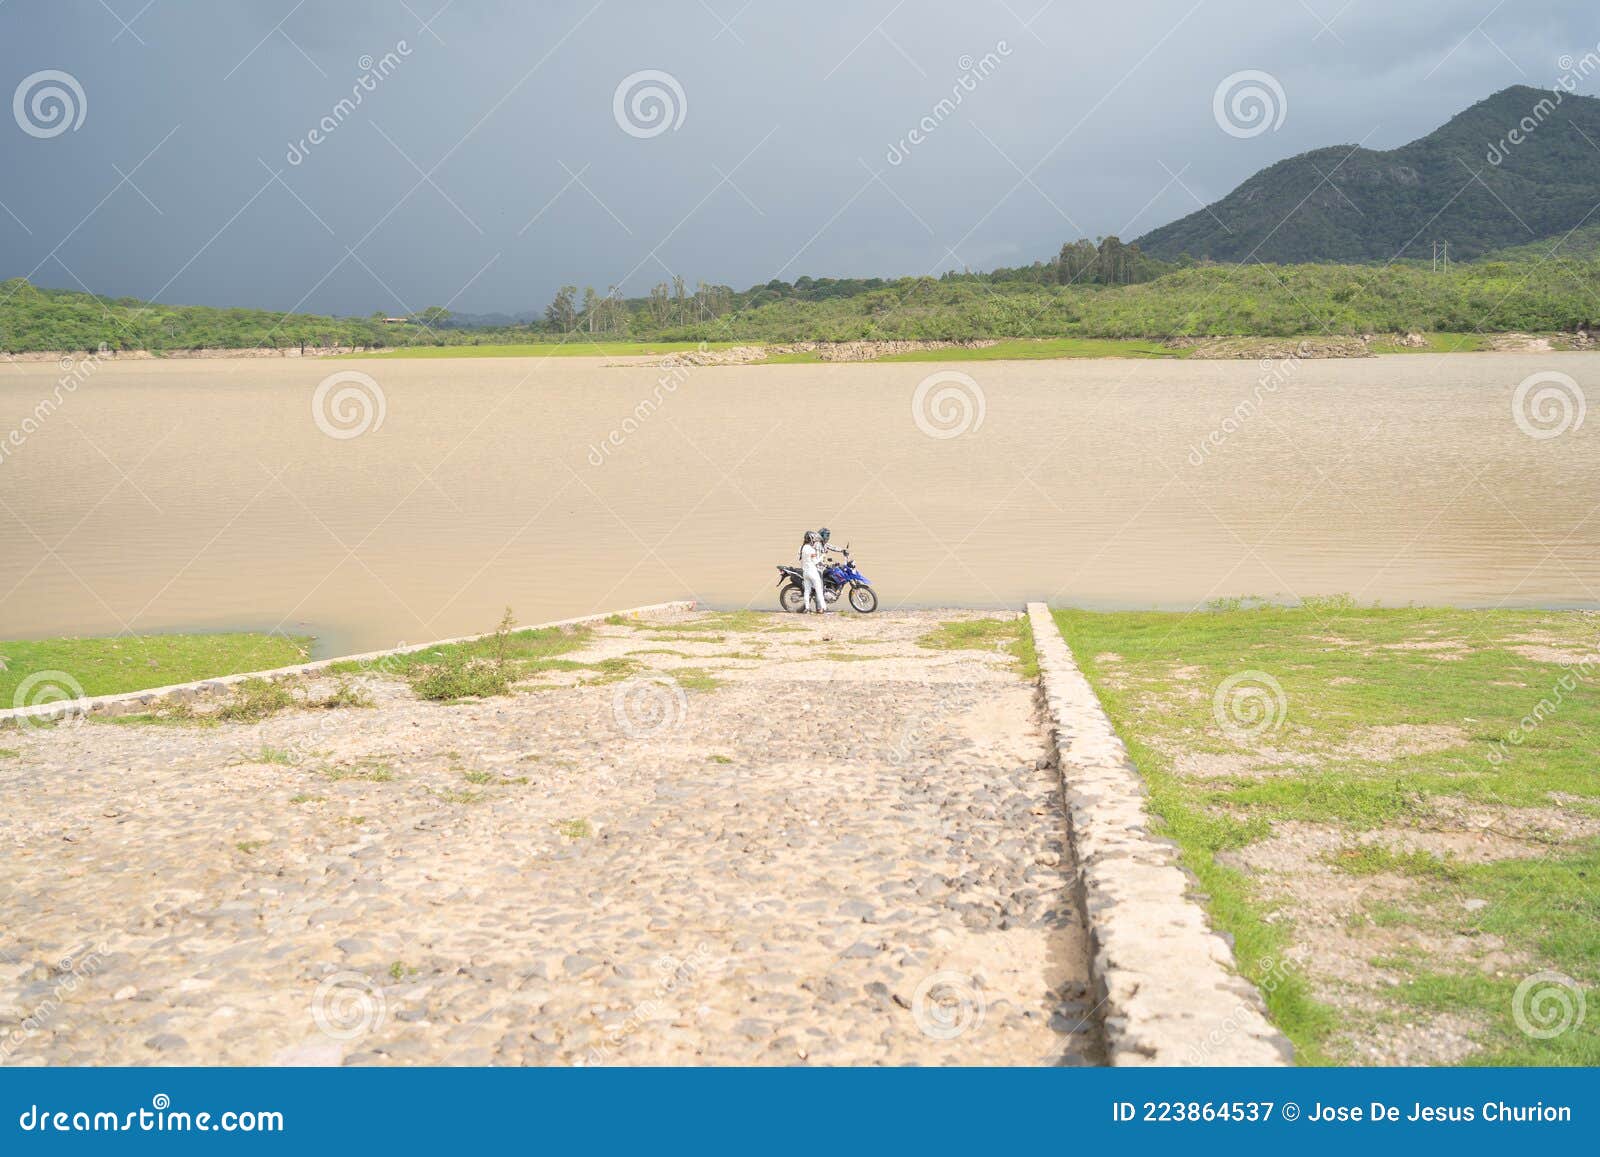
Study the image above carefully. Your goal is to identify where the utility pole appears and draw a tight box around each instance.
[1432,240,1450,273]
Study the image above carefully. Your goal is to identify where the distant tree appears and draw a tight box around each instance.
[648,282,671,326]
[545,285,578,332]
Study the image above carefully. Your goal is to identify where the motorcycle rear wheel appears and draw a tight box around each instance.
[778,583,807,613]
[848,586,878,613]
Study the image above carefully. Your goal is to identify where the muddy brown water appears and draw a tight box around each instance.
[2,353,1596,655]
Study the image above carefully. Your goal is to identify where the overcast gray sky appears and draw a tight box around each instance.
[1,0,1595,316]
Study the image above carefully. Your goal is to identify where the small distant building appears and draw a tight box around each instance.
[379,317,409,325]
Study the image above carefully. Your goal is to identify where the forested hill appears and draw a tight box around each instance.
[1137,86,1600,263]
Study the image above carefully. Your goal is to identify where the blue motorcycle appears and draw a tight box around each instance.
[775,548,878,614]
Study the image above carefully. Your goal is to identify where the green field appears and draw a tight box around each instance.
[1057,601,1600,1066]
[876,337,1186,361]
[0,632,311,705]
[1368,332,1495,354]
[337,333,1509,364]
[347,340,747,360]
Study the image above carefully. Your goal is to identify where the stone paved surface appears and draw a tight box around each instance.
[0,610,1100,1066]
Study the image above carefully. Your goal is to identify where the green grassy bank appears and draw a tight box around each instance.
[1056,601,1600,1066]
[0,633,311,706]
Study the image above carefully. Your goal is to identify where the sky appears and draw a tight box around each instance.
[1,0,1597,318]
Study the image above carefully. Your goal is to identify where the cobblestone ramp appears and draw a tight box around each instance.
[0,610,1102,1066]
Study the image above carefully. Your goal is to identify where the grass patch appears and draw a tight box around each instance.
[214,678,297,723]
[96,709,216,728]
[554,818,593,839]
[321,759,397,783]
[0,632,311,704]
[917,617,1038,679]
[1326,843,1463,881]
[234,840,265,854]
[0,748,19,759]
[641,611,773,634]
[707,754,733,764]
[1367,332,1493,354]
[251,745,296,766]
[287,793,323,805]
[409,657,511,701]
[336,613,593,701]
[307,680,373,709]
[1054,601,1600,1065]
[573,656,644,685]
[671,668,725,692]
[1390,847,1600,1065]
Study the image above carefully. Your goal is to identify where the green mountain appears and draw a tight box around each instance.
[1137,86,1600,264]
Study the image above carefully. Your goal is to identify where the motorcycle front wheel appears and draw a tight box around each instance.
[778,583,807,613]
[848,586,878,613]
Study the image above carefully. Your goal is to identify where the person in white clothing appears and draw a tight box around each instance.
[799,530,828,613]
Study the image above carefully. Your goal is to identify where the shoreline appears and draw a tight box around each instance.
[5,331,1598,366]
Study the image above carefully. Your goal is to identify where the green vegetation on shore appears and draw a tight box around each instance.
[9,222,1600,357]
[1056,602,1600,1066]
[350,340,750,359]
[0,632,310,705]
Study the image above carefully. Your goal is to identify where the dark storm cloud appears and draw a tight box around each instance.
[1,0,1594,315]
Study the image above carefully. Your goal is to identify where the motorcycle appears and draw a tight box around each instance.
[775,547,878,614]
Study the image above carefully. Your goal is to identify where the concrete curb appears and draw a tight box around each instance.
[1,600,698,726]
[1026,603,1293,1066]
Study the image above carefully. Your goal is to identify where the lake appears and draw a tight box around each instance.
[2,352,1596,656]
